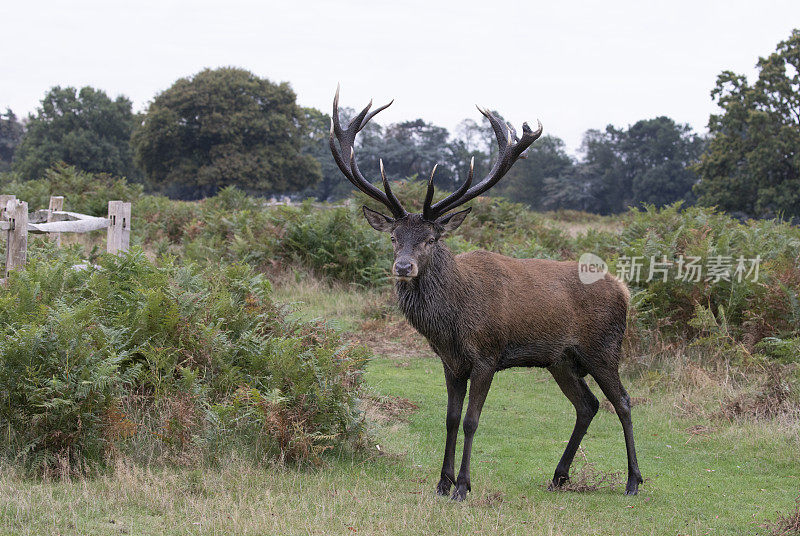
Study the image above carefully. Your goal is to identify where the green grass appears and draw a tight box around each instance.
[1,284,798,535]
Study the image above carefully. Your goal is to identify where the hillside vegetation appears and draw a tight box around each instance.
[1,170,799,534]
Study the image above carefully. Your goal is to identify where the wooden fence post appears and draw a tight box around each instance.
[4,199,28,277]
[0,194,15,219]
[107,201,131,255]
[0,195,12,281]
[47,195,64,246]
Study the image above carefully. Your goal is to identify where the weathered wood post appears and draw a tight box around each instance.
[0,194,14,219]
[0,195,13,282]
[4,199,28,277]
[107,201,131,255]
[47,196,64,246]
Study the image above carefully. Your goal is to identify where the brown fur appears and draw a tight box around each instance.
[379,216,643,500]
[331,89,641,501]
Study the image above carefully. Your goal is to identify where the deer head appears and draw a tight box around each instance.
[329,86,542,279]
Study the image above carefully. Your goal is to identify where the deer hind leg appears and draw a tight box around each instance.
[590,361,643,495]
[547,358,599,489]
[437,372,467,496]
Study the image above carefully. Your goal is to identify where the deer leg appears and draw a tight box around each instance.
[547,360,599,489]
[591,366,643,495]
[437,372,467,496]
[451,367,494,501]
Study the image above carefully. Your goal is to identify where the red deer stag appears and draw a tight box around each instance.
[329,87,643,501]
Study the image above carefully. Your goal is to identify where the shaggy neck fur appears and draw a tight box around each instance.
[395,244,470,362]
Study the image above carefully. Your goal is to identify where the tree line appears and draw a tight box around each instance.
[1,29,799,218]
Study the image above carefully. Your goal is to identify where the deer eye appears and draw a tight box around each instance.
[390,236,396,243]
[428,237,436,244]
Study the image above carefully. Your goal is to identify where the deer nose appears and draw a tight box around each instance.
[394,260,414,277]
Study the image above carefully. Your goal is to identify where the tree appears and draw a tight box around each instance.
[12,87,137,180]
[542,165,598,212]
[300,106,357,201]
[493,135,574,209]
[357,119,455,188]
[0,109,24,172]
[132,67,320,199]
[694,29,800,219]
[622,117,704,207]
[542,118,703,214]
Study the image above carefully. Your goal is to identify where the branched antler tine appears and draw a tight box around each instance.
[332,84,343,134]
[348,148,390,204]
[359,100,393,132]
[434,112,542,216]
[478,106,510,151]
[428,157,474,216]
[329,121,355,181]
[349,99,373,132]
[330,87,406,218]
[507,123,519,144]
[523,119,544,141]
[422,164,438,220]
[380,159,407,217]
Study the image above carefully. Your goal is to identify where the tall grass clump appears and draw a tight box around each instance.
[0,247,369,475]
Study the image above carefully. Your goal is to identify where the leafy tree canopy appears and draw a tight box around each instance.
[543,117,703,214]
[494,135,574,210]
[0,109,24,172]
[300,106,357,202]
[357,118,456,189]
[132,67,320,199]
[12,87,137,181]
[694,29,800,219]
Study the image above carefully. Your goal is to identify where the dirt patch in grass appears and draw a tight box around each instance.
[473,490,505,507]
[345,293,433,360]
[362,393,419,424]
[349,318,432,360]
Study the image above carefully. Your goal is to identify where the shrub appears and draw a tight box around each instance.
[281,204,392,286]
[0,248,369,473]
[609,203,800,345]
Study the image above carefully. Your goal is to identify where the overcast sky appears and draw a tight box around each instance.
[1,0,798,154]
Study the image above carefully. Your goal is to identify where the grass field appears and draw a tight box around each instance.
[1,282,798,536]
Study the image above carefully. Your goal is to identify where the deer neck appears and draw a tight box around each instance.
[395,245,466,343]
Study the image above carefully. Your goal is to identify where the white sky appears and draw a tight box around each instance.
[1,0,798,154]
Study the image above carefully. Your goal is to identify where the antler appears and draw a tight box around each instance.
[423,107,542,220]
[329,85,408,219]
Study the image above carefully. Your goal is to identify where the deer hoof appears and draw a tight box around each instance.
[450,486,468,501]
[548,474,570,490]
[624,473,643,495]
[436,478,452,496]
[624,483,639,495]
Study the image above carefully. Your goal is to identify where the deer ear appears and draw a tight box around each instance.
[362,206,394,232]
[436,207,471,234]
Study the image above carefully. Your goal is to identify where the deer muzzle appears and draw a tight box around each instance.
[393,259,418,279]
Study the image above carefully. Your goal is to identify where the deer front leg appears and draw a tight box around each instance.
[437,372,467,496]
[452,367,494,501]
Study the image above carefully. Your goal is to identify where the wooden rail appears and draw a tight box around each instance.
[1,195,131,280]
